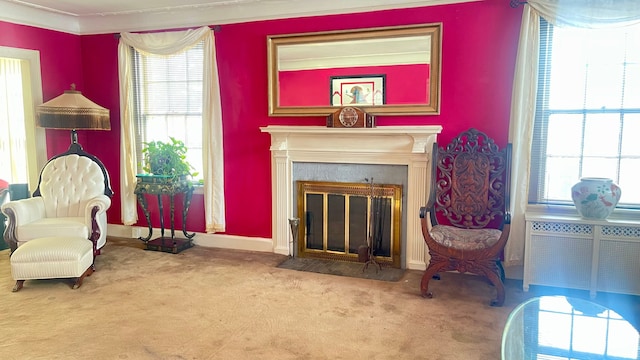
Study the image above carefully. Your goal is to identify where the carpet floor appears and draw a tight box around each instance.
[277,257,405,282]
[0,237,637,360]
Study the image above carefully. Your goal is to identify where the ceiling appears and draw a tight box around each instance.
[0,0,475,35]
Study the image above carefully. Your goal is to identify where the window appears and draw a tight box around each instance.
[530,20,640,208]
[131,42,204,181]
[0,57,28,184]
[0,48,46,189]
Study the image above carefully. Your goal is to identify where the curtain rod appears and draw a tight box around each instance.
[510,0,527,7]
[113,25,220,39]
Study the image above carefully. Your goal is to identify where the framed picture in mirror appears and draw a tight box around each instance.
[330,75,386,106]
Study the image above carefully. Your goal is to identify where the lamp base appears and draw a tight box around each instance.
[67,129,84,151]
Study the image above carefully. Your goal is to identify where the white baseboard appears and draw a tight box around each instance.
[106,224,138,238]
[106,224,274,253]
[406,260,427,271]
[505,265,523,280]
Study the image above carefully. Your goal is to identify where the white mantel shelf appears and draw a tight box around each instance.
[262,125,442,154]
[260,125,443,270]
[262,125,443,135]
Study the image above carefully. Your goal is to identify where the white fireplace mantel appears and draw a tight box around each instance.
[260,125,443,270]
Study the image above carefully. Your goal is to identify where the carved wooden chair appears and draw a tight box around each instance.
[419,128,512,306]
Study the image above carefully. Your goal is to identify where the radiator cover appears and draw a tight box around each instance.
[524,214,640,297]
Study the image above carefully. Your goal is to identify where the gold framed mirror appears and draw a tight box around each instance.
[268,23,442,116]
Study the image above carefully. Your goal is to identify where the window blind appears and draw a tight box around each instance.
[131,42,204,179]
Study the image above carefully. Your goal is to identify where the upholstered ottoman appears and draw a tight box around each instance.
[10,236,94,292]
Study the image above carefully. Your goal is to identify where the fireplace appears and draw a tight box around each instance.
[297,180,402,267]
[260,125,442,270]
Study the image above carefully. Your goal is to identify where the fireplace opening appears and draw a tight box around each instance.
[296,180,402,268]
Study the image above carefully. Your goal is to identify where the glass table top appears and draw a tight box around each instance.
[502,296,639,360]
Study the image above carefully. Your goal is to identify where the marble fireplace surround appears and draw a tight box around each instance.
[260,125,442,270]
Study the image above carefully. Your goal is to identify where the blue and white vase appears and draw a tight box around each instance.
[571,177,621,220]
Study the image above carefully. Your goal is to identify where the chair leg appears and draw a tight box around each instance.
[12,280,24,292]
[496,260,505,282]
[72,267,94,290]
[420,261,447,299]
[484,267,506,307]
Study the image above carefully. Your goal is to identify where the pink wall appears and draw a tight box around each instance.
[279,64,429,106]
[79,34,123,221]
[1,0,523,240]
[0,21,85,156]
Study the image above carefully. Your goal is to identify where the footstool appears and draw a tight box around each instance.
[10,236,95,292]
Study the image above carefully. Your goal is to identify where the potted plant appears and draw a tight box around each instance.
[141,137,198,182]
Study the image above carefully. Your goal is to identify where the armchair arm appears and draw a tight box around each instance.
[84,195,112,244]
[1,197,46,251]
[1,197,46,226]
[420,204,439,227]
[419,206,439,230]
[419,206,428,219]
[501,211,512,228]
[505,210,512,223]
[84,195,112,219]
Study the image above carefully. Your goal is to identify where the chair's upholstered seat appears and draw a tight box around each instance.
[16,217,88,245]
[429,225,502,251]
[10,237,93,280]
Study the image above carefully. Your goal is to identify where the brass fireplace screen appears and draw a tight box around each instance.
[296,181,402,268]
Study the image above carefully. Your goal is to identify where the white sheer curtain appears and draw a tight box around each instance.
[0,57,28,184]
[118,26,226,233]
[506,0,640,266]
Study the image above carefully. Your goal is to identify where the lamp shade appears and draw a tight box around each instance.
[36,87,110,131]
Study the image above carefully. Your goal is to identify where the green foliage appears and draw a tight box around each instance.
[141,137,198,178]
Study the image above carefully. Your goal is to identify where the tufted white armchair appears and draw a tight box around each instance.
[1,146,113,255]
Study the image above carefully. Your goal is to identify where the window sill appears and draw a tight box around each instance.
[526,204,640,225]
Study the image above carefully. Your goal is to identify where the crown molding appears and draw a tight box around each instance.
[0,0,477,35]
[0,1,80,34]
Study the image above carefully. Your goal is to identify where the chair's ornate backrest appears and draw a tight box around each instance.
[33,145,113,218]
[430,128,511,229]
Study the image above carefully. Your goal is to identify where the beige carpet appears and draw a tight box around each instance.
[0,237,637,360]
[277,257,406,282]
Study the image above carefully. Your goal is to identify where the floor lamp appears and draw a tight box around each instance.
[35,84,113,197]
[36,84,111,151]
